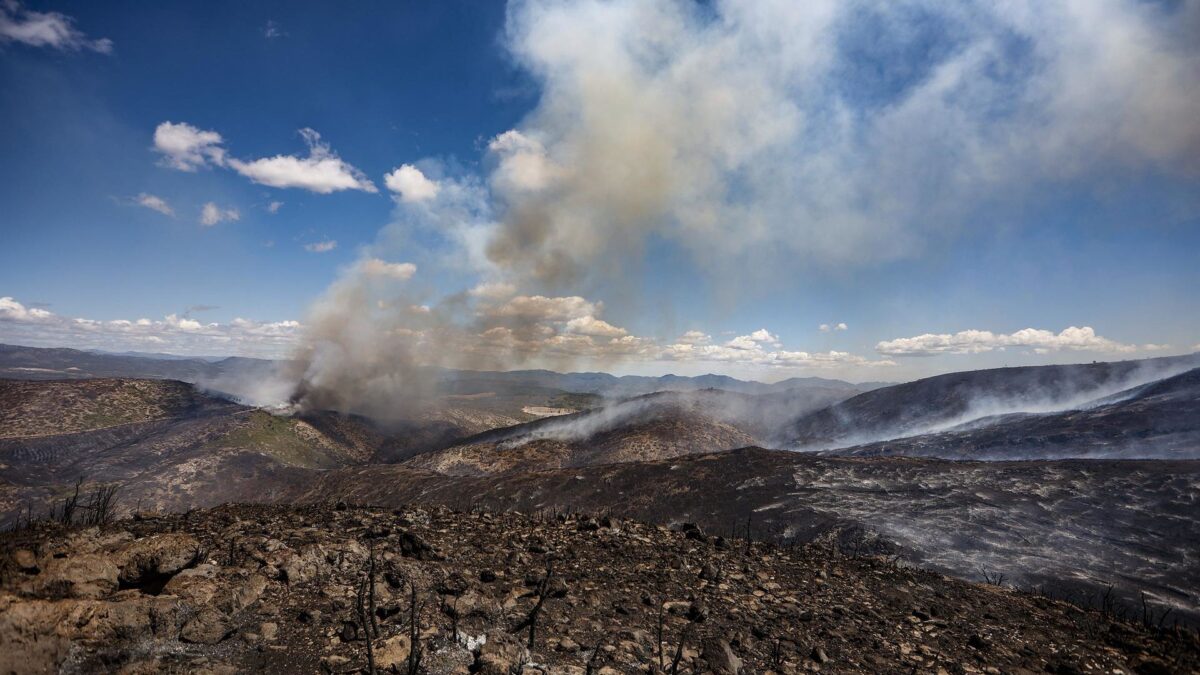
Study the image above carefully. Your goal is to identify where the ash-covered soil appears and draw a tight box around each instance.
[824,368,1200,461]
[785,356,1200,451]
[301,448,1200,625]
[3,503,1197,674]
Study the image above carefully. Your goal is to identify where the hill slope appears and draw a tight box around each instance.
[785,353,1200,449]
[400,386,858,476]
[826,367,1200,460]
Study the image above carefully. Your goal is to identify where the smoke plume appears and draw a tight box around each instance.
[289,0,1200,419]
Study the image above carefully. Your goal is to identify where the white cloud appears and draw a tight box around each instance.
[358,258,416,280]
[660,340,893,370]
[305,239,338,253]
[135,193,174,216]
[153,122,226,171]
[727,329,780,350]
[228,128,376,194]
[676,330,711,345]
[468,281,518,300]
[489,295,597,321]
[164,313,205,331]
[199,202,239,227]
[819,322,848,332]
[0,1,111,53]
[267,201,283,214]
[384,164,440,203]
[875,326,1156,356]
[263,20,284,39]
[0,297,53,321]
[565,315,628,338]
[0,297,303,358]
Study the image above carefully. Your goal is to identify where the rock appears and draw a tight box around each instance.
[31,554,118,599]
[398,531,437,560]
[376,634,412,671]
[260,622,278,641]
[321,654,350,672]
[219,573,268,613]
[13,549,38,573]
[180,608,232,645]
[116,534,202,586]
[475,630,527,675]
[686,600,708,623]
[162,564,219,604]
[298,608,322,624]
[701,638,743,674]
[479,569,498,583]
[811,646,830,664]
[968,633,991,650]
[699,562,720,581]
[680,523,707,543]
[277,545,328,585]
[548,577,570,598]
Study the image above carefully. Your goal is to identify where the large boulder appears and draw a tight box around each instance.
[115,534,203,586]
[29,554,118,599]
[162,565,267,615]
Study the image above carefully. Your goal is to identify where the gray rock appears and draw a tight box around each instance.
[180,608,232,645]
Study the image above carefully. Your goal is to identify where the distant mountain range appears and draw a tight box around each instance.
[0,342,888,400]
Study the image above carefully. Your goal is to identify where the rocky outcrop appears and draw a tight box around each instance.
[1,503,1197,674]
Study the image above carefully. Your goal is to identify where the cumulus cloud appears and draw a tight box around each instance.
[304,239,338,253]
[135,193,174,216]
[267,201,283,214]
[199,202,239,226]
[154,122,226,172]
[0,1,111,53]
[489,294,597,321]
[565,315,628,337]
[875,326,1163,356]
[820,323,848,332]
[384,164,440,203]
[0,297,53,322]
[228,129,376,194]
[0,296,302,358]
[676,330,711,345]
[358,258,416,280]
[152,123,374,194]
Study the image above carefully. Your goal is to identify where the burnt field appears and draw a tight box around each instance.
[300,448,1200,626]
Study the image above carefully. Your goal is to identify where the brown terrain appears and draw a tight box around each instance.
[3,503,1197,675]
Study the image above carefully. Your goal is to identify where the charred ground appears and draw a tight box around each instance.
[2,503,1197,674]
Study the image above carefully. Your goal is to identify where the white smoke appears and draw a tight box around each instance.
[289,0,1200,418]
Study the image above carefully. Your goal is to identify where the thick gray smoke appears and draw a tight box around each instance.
[289,0,1200,420]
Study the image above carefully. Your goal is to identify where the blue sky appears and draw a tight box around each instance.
[1,0,1198,383]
